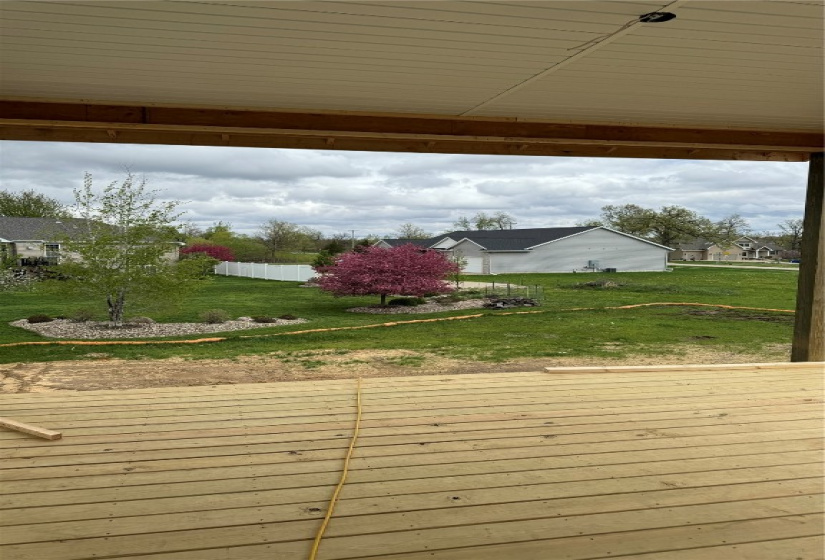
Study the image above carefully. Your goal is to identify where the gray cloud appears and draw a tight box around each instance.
[0,141,808,237]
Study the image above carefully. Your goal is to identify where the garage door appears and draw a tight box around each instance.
[463,257,483,273]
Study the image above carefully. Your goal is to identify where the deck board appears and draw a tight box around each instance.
[1,363,823,559]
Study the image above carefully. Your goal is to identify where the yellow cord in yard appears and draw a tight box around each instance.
[309,377,363,560]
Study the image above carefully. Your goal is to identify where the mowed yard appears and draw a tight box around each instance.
[0,267,799,371]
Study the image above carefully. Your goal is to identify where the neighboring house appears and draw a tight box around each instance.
[670,236,781,261]
[0,216,182,265]
[378,227,672,273]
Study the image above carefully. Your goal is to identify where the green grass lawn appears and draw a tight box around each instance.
[0,267,798,364]
[670,261,798,268]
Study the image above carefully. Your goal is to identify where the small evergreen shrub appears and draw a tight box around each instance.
[27,314,53,324]
[200,309,230,324]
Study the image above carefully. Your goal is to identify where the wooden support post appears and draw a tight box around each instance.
[791,153,825,362]
[0,417,62,440]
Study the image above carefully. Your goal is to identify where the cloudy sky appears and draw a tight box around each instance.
[0,140,808,238]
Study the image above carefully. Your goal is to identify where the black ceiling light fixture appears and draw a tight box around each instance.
[639,12,677,23]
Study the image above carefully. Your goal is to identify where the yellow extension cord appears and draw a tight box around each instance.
[0,303,794,348]
[309,377,363,560]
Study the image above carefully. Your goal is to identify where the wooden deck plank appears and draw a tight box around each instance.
[3,373,815,417]
[0,367,816,410]
[2,453,819,523]
[2,387,816,436]
[1,418,820,471]
[0,407,817,452]
[4,409,818,459]
[2,429,820,482]
[3,441,820,507]
[339,518,824,560]
[3,479,821,546]
[0,363,821,560]
[4,500,819,560]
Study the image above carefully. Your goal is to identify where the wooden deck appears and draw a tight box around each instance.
[1,363,823,560]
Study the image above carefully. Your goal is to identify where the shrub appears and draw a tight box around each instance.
[27,314,53,324]
[180,244,235,262]
[278,314,298,320]
[178,254,220,278]
[388,297,426,306]
[69,308,96,322]
[200,309,230,324]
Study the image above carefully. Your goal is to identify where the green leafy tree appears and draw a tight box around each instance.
[0,189,69,218]
[598,204,718,247]
[575,219,604,227]
[311,249,336,270]
[191,222,268,262]
[598,204,655,238]
[54,172,205,326]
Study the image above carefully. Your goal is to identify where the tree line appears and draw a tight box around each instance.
[578,204,803,254]
[1,189,805,258]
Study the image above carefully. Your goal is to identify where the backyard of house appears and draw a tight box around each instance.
[2,266,822,559]
[0,266,803,391]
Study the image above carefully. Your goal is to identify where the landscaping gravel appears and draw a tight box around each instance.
[10,317,308,340]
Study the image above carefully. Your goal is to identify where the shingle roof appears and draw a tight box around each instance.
[379,227,674,252]
[380,238,435,248]
[0,216,89,242]
[431,227,596,251]
[674,239,717,251]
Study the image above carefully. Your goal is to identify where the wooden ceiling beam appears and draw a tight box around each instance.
[0,100,821,161]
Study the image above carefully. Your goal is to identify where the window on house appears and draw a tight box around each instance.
[44,244,60,264]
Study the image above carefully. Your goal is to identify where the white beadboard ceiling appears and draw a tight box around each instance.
[0,0,822,131]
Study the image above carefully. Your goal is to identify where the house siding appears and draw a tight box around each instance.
[489,229,669,273]
[449,239,486,259]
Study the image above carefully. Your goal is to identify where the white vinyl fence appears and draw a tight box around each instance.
[214,261,315,282]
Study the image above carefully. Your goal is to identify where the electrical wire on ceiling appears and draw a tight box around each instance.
[460,0,688,116]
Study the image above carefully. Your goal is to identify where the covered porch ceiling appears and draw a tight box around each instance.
[0,0,823,160]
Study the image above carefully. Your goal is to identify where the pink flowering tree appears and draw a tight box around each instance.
[315,244,460,305]
[180,243,235,262]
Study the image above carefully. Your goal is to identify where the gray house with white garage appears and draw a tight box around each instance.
[379,227,672,274]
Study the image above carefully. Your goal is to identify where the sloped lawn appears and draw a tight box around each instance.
[0,267,798,364]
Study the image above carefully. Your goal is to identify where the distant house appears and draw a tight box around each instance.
[377,227,672,273]
[670,236,781,262]
[0,216,182,265]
